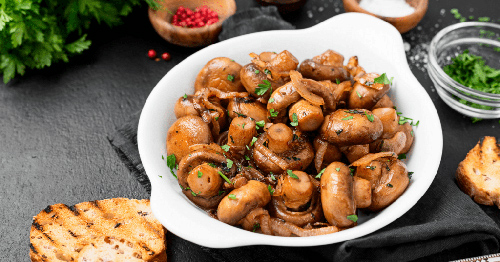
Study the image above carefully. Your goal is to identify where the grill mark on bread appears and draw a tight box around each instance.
[68,204,80,216]
[30,243,38,254]
[43,205,52,213]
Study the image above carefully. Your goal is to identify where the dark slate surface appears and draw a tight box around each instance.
[0,0,498,261]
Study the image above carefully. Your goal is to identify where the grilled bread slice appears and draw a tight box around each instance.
[456,136,500,208]
[29,198,166,262]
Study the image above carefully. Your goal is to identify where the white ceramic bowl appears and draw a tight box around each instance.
[138,12,443,248]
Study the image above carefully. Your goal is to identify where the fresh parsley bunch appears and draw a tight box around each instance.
[0,0,158,84]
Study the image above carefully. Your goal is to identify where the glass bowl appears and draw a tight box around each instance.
[428,22,500,119]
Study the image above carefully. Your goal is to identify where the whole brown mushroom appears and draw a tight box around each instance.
[348,73,390,109]
[320,109,383,147]
[195,57,245,93]
[166,115,213,163]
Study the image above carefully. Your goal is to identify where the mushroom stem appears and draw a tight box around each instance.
[227,117,257,152]
[267,123,293,154]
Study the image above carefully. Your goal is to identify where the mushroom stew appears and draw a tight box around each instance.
[165,50,415,237]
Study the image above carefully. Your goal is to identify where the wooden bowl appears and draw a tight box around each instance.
[254,0,308,14]
[148,0,236,47]
[342,0,428,33]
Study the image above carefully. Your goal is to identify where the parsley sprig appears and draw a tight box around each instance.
[255,79,272,95]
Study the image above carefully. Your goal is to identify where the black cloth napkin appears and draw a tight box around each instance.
[108,112,500,262]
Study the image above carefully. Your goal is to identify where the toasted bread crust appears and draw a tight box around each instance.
[29,198,166,262]
[456,136,500,208]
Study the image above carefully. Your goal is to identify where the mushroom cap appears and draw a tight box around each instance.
[217,180,271,225]
[195,57,245,93]
[166,115,213,163]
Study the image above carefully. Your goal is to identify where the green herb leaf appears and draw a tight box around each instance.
[253,222,260,232]
[218,190,225,195]
[218,171,232,184]
[255,79,271,95]
[270,173,276,180]
[245,155,250,161]
[366,166,376,170]
[249,137,257,147]
[191,191,198,196]
[197,171,203,178]
[287,170,299,179]
[335,167,341,172]
[268,185,274,195]
[387,183,393,188]
[264,69,271,75]
[227,74,234,82]
[356,91,362,98]
[183,94,188,99]
[226,159,233,168]
[290,113,299,126]
[228,194,237,200]
[166,154,178,179]
[336,79,340,84]
[269,109,279,117]
[398,154,406,160]
[342,116,354,121]
[315,168,325,179]
[208,163,217,168]
[364,111,374,122]
[268,98,275,103]
[254,70,260,74]
[408,171,414,179]
[374,73,393,85]
[256,120,265,129]
[347,214,358,222]
[221,144,230,152]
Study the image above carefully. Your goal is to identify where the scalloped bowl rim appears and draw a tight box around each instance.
[138,12,442,248]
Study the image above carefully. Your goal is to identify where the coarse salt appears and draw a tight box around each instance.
[359,0,415,17]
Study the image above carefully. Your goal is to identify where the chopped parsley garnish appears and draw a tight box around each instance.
[387,183,393,188]
[253,223,260,232]
[335,167,341,172]
[342,116,354,121]
[315,168,326,179]
[226,159,233,168]
[227,74,234,82]
[183,94,188,99]
[398,154,406,160]
[356,91,362,98]
[191,191,198,196]
[241,123,246,129]
[218,190,225,196]
[208,163,217,168]
[268,98,275,103]
[290,113,299,126]
[366,166,376,170]
[336,79,340,84]
[336,129,343,135]
[250,137,258,146]
[349,167,355,176]
[287,170,299,179]
[197,171,203,178]
[268,185,274,195]
[215,117,219,121]
[269,109,278,117]
[411,130,414,137]
[221,145,230,152]
[264,69,271,75]
[218,171,232,184]
[408,171,414,179]
[374,73,394,85]
[166,154,178,179]
[347,215,358,222]
[364,111,374,122]
[255,120,265,130]
[254,70,260,74]
[443,49,500,120]
[270,173,276,180]
[255,79,272,95]
[228,194,237,200]
[245,155,250,161]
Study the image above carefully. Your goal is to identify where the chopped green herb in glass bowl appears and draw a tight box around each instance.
[428,22,500,120]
